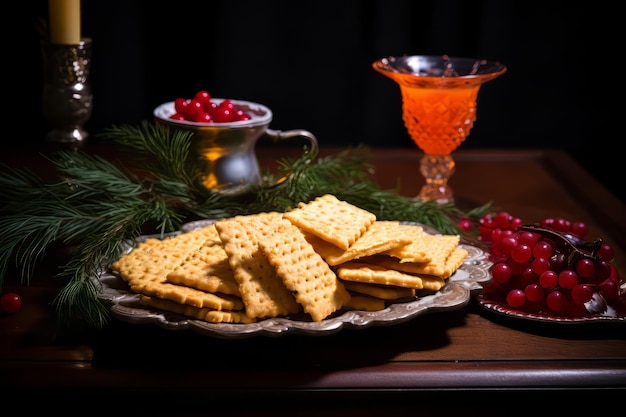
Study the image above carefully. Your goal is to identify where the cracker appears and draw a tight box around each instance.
[341,280,415,300]
[361,245,467,281]
[112,226,213,284]
[111,226,242,310]
[304,220,412,266]
[394,234,462,278]
[283,194,376,250]
[130,278,243,311]
[215,212,302,319]
[343,292,386,312]
[140,295,255,324]
[445,246,469,277]
[351,255,454,291]
[335,262,424,289]
[257,217,351,322]
[382,223,431,263]
[166,224,240,296]
[418,276,446,291]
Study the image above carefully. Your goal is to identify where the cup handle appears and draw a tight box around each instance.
[265,128,318,155]
[263,128,319,186]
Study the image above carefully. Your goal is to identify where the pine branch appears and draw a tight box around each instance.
[0,122,492,329]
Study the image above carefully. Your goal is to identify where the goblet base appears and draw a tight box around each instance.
[417,184,454,205]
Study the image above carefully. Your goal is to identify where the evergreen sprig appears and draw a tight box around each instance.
[0,121,491,329]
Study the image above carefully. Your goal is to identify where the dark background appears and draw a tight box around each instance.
[12,0,623,202]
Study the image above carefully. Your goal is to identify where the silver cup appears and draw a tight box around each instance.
[154,99,318,195]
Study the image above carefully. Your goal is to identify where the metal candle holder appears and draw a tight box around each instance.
[41,38,93,148]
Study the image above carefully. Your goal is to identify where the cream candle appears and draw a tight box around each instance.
[48,0,81,44]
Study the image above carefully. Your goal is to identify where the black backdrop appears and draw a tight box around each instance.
[12,0,623,201]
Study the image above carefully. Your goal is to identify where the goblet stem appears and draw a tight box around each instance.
[418,154,455,204]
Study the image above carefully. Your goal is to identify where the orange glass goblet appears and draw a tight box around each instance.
[373,55,506,204]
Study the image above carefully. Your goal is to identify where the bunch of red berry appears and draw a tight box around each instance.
[470,211,624,318]
[170,90,251,123]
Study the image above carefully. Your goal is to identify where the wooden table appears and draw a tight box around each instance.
[1,144,625,415]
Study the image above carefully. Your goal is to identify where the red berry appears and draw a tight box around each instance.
[174,97,189,114]
[539,270,558,288]
[194,112,213,123]
[608,265,620,283]
[517,231,539,247]
[558,269,578,289]
[532,241,553,259]
[552,218,571,233]
[600,279,619,301]
[233,109,251,121]
[531,257,550,275]
[491,263,512,284]
[185,99,204,120]
[569,222,588,239]
[1,292,22,313]
[511,243,532,263]
[494,211,511,229]
[597,244,615,263]
[506,289,526,308]
[525,284,545,302]
[457,218,472,232]
[574,258,595,279]
[193,90,212,109]
[497,236,518,258]
[571,284,594,304]
[546,291,564,311]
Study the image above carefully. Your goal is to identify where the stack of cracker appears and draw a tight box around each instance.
[110,194,467,324]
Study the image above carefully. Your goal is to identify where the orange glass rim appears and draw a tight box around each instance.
[373,55,507,89]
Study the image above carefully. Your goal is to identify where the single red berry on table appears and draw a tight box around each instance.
[1,292,22,313]
[457,218,472,232]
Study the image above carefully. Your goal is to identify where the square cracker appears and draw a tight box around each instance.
[345,255,449,291]
[304,220,412,266]
[140,295,255,324]
[257,216,351,322]
[343,292,386,312]
[214,212,302,320]
[341,280,415,300]
[283,194,376,250]
[335,262,424,290]
[111,226,242,311]
[166,223,240,296]
[363,245,468,281]
[385,234,462,278]
[382,223,431,263]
